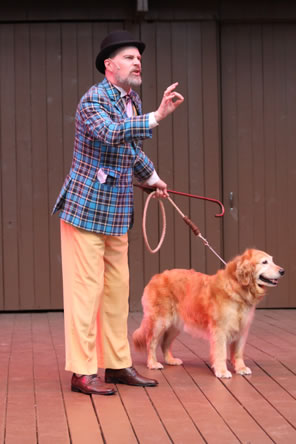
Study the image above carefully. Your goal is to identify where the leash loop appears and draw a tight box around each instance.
[142,191,167,253]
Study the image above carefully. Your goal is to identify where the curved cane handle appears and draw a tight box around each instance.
[134,184,225,217]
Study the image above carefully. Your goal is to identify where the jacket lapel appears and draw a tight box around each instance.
[130,90,141,115]
[103,78,126,115]
[102,78,142,116]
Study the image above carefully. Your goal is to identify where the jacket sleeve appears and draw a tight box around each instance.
[133,149,155,183]
[77,96,153,146]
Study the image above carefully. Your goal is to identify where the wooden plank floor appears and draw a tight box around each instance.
[0,310,296,443]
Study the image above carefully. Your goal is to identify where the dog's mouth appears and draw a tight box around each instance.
[258,275,279,287]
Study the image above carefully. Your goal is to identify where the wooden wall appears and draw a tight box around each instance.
[0,20,221,311]
[1,1,296,310]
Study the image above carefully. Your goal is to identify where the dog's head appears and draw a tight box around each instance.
[228,248,285,301]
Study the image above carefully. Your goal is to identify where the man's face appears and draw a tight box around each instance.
[107,46,142,90]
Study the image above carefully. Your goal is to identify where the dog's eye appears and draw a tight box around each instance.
[262,260,268,264]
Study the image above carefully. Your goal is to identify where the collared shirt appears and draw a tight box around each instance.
[114,84,159,129]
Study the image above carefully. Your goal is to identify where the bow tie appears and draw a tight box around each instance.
[124,94,133,104]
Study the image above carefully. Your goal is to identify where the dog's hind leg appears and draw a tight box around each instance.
[147,319,167,370]
[161,326,183,366]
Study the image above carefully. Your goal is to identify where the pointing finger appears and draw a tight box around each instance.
[164,82,179,94]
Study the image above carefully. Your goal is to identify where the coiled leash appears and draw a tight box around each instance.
[134,184,226,266]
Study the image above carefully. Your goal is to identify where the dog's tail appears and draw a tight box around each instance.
[132,319,148,350]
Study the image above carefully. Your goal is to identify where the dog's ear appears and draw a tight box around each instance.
[235,259,252,286]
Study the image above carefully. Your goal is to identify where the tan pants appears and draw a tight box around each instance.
[60,220,132,375]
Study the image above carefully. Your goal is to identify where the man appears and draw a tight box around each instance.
[52,30,184,395]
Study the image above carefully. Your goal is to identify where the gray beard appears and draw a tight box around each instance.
[128,77,142,88]
[114,71,142,89]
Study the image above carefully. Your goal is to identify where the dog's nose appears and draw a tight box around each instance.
[279,268,285,276]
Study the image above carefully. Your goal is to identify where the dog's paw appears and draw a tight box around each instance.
[214,369,232,379]
[147,361,164,370]
[236,366,252,375]
[165,357,183,366]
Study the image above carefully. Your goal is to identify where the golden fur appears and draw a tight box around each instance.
[133,249,284,378]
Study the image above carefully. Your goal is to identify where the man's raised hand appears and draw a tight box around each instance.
[154,82,184,122]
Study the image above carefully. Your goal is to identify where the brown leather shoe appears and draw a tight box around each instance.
[71,373,116,395]
[105,367,158,387]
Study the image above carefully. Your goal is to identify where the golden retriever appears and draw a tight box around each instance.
[133,249,284,378]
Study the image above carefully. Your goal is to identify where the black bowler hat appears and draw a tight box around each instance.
[95,30,145,74]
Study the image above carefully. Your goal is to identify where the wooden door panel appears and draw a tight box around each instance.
[221,24,296,307]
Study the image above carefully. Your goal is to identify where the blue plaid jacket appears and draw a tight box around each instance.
[52,78,155,235]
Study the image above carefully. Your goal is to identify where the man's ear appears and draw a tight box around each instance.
[235,259,251,286]
[104,58,112,72]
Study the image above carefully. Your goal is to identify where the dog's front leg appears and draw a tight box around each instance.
[230,308,254,375]
[211,331,232,378]
[230,335,252,375]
